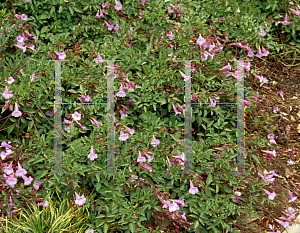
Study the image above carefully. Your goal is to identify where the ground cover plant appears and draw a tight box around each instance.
[0,0,300,232]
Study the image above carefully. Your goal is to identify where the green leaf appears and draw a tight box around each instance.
[38,170,49,179]
[129,223,135,233]
[73,6,83,13]
[41,26,49,34]
[193,220,199,230]
[224,188,232,193]
[206,173,213,185]
[59,6,63,13]
[103,223,108,233]
[68,6,74,15]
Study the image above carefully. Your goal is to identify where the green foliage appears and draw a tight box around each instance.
[0,0,282,232]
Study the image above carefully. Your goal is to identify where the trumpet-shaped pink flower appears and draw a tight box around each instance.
[5,173,17,188]
[166,31,175,40]
[116,84,126,97]
[142,165,152,172]
[247,47,254,57]
[95,9,104,19]
[72,111,81,121]
[276,219,290,228]
[75,192,86,206]
[259,26,265,36]
[283,14,290,25]
[261,46,269,57]
[33,181,42,189]
[106,22,114,31]
[188,181,199,195]
[37,201,48,207]
[5,76,15,85]
[179,70,190,81]
[144,151,154,162]
[288,191,297,202]
[15,162,27,177]
[262,149,276,157]
[76,121,86,131]
[1,86,13,99]
[55,51,66,60]
[264,189,276,200]
[114,0,122,11]
[172,104,181,116]
[196,34,205,46]
[125,126,134,135]
[11,103,22,117]
[201,52,208,61]
[95,53,103,63]
[80,95,90,102]
[290,7,300,17]
[150,135,160,147]
[22,175,33,185]
[221,63,231,70]
[119,130,129,141]
[88,145,98,161]
[137,151,146,163]
[3,162,14,175]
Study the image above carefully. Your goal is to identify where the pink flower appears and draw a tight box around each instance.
[256,46,264,58]
[5,76,15,85]
[261,46,269,57]
[247,47,254,57]
[232,191,242,203]
[221,63,231,70]
[201,52,208,61]
[166,31,175,40]
[80,95,90,102]
[168,202,179,212]
[22,175,33,185]
[144,151,154,162]
[116,84,126,97]
[287,160,294,165]
[95,9,104,19]
[179,70,190,81]
[283,14,290,25]
[278,91,284,100]
[37,201,48,207]
[150,135,160,147]
[264,189,276,200]
[288,191,297,202]
[33,181,42,189]
[86,229,94,233]
[119,130,129,141]
[72,111,81,121]
[114,0,122,11]
[189,181,199,195]
[1,141,12,149]
[15,162,27,177]
[3,162,14,175]
[137,151,146,163]
[54,51,66,60]
[1,149,12,160]
[125,126,134,135]
[276,219,290,228]
[88,145,98,161]
[91,118,101,128]
[1,86,13,99]
[76,121,86,131]
[11,102,22,117]
[290,7,300,17]
[262,149,276,157]
[273,107,279,113]
[259,26,265,36]
[196,34,205,46]
[95,53,103,63]
[142,165,153,172]
[75,192,86,206]
[172,104,181,116]
[125,43,132,48]
[5,173,18,188]
[105,22,114,31]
